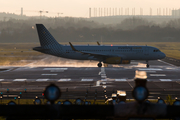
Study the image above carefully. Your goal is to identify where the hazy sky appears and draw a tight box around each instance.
[1,0,180,17]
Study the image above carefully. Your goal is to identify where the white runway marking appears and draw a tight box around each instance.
[159,79,172,81]
[36,79,49,81]
[43,68,68,70]
[96,81,101,86]
[50,70,64,72]
[0,79,4,81]
[102,82,106,84]
[81,79,93,81]
[139,68,162,71]
[101,79,107,81]
[41,74,57,76]
[145,71,156,73]
[13,79,27,81]
[150,74,166,76]
[115,79,127,81]
[158,60,176,67]
[58,79,71,82]
[101,75,107,78]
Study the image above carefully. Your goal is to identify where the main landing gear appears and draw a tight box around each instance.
[97,62,102,68]
[146,60,149,68]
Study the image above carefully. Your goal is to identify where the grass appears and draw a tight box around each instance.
[0,42,180,65]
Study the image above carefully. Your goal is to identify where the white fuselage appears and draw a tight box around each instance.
[39,45,166,62]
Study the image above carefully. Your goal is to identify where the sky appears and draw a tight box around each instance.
[1,0,180,17]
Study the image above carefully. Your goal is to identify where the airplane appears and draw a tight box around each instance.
[33,24,166,68]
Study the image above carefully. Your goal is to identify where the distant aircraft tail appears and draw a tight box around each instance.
[36,24,61,48]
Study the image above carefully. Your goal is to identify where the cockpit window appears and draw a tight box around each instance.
[153,49,160,52]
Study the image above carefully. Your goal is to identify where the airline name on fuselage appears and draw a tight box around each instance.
[118,46,142,50]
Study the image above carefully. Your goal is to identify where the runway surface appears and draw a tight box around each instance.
[0,56,180,100]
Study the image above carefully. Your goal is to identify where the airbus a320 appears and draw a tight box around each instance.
[33,24,166,68]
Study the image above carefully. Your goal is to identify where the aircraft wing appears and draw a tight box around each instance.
[69,42,120,58]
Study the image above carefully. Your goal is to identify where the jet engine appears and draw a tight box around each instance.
[104,57,130,64]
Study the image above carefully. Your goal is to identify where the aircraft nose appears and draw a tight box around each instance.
[161,52,166,59]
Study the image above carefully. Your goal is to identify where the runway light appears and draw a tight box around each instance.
[135,70,147,79]
[84,101,89,105]
[63,100,72,105]
[44,84,61,104]
[175,97,178,100]
[112,99,116,105]
[173,100,180,106]
[34,98,41,105]
[8,101,16,105]
[57,101,61,105]
[132,77,149,103]
[112,93,117,100]
[145,100,150,103]
[117,90,126,102]
[132,86,149,103]
[117,90,126,96]
[88,102,91,105]
[46,101,51,105]
[157,98,165,104]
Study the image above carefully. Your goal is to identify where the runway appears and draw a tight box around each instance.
[0,56,180,100]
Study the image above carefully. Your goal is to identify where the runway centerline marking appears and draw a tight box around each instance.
[139,68,162,71]
[58,79,71,82]
[13,79,27,81]
[43,68,68,70]
[150,74,166,76]
[41,74,57,76]
[159,79,172,81]
[115,79,127,81]
[81,79,93,81]
[36,79,49,81]
[0,79,4,81]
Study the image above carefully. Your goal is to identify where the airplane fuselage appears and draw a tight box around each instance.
[34,45,166,62]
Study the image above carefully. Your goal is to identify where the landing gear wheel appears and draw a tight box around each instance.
[146,60,149,68]
[97,62,102,68]
[146,64,149,68]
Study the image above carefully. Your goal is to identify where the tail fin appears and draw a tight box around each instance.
[36,24,60,47]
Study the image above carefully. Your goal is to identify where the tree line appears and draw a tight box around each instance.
[0,17,180,43]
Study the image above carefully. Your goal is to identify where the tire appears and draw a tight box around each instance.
[97,63,102,67]
[146,64,149,68]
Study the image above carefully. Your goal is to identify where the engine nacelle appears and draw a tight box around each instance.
[122,60,131,64]
[104,57,130,64]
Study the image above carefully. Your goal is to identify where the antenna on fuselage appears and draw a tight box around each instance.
[97,41,100,46]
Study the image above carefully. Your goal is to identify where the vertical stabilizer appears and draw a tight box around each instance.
[36,24,60,47]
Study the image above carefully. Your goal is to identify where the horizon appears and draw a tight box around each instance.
[1,0,180,18]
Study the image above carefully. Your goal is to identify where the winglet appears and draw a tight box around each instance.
[69,42,77,51]
[97,41,100,46]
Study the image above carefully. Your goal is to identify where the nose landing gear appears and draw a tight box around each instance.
[97,62,102,68]
[146,60,149,68]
